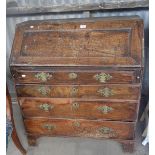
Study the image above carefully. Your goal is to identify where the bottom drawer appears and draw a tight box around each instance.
[24,118,135,140]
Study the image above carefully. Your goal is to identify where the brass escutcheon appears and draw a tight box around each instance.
[35,72,52,82]
[97,87,114,97]
[73,121,80,127]
[97,105,113,114]
[68,73,78,80]
[39,103,54,112]
[71,102,79,111]
[94,73,112,83]
[70,87,78,97]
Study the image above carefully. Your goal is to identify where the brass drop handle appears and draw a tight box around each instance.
[71,102,79,111]
[37,86,51,96]
[98,126,117,138]
[97,105,113,114]
[39,103,54,112]
[97,87,114,97]
[98,127,114,134]
[42,124,56,131]
[68,72,78,80]
[94,73,112,83]
[35,72,52,82]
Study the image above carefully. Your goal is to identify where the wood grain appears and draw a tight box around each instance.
[16,84,140,100]
[19,98,138,121]
[21,30,130,57]
[24,118,135,140]
[13,69,141,84]
[10,17,143,67]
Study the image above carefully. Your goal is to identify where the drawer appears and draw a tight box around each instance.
[24,118,135,140]
[13,69,141,84]
[19,98,138,121]
[16,84,140,100]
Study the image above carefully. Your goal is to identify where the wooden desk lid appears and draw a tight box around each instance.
[10,16,143,67]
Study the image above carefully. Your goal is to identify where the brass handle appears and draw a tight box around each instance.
[94,73,112,83]
[38,86,51,96]
[98,126,117,138]
[73,121,80,127]
[39,103,54,112]
[35,72,52,82]
[70,87,78,97]
[97,105,113,114]
[42,124,56,131]
[71,102,79,111]
[97,87,114,97]
[98,127,113,134]
[68,73,77,80]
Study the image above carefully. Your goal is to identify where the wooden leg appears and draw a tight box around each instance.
[120,141,135,153]
[27,135,37,146]
[12,128,26,155]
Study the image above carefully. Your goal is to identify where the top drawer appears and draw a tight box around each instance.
[12,69,141,84]
[10,17,143,67]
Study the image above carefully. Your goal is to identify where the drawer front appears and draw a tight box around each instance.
[24,118,135,140]
[16,84,140,100]
[13,70,141,84]
[20,98,137,121]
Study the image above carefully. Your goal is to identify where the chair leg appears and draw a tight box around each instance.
[7,85,26,154]
[12,128,26,155]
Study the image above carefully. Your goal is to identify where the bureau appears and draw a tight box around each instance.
[10,16,144,152]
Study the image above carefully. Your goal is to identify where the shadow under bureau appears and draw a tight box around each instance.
[10,16,144,152]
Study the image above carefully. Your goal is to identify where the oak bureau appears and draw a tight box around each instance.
[10,16,144,152]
